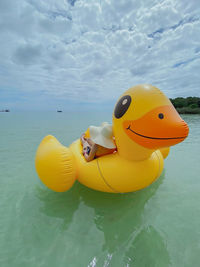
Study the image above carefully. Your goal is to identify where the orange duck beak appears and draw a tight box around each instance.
[123,105,189,149]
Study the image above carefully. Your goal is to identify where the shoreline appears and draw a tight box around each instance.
[176,107,200,114]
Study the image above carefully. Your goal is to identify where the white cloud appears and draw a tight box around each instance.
[0,0,200,110]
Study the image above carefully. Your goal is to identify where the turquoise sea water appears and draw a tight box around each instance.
[0,112,200,267]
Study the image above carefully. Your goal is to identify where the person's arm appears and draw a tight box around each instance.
[80,133,86,145]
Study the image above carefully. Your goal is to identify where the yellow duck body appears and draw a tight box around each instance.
[70,139,165,193]
[35,84,189,193]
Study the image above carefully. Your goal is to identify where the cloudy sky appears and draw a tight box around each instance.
[0,0,199,110]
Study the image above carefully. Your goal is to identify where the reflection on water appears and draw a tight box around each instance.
[1,112,200,267]
[35,184,81,230]
[125,225,171,267]
[36,171,170,266]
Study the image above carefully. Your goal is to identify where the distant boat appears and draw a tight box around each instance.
[0,109,10,112]
[57,110,62,113]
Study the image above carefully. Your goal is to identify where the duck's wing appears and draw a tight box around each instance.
[159,147,170,159]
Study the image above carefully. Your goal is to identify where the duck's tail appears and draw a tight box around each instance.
[35,135,77,192]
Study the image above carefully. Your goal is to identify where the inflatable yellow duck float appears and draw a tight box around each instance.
[35,84,189,193]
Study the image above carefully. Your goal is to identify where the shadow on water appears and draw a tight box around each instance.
[35,171,170,266]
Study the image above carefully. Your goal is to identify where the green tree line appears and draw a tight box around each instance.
[170,97,200,114]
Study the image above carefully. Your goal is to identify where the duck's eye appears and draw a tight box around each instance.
[158,113,164,119]
[114,95,131,119]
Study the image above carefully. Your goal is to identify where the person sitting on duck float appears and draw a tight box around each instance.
[80,122,116,162]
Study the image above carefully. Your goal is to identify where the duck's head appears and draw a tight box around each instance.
[112,84,189,161]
